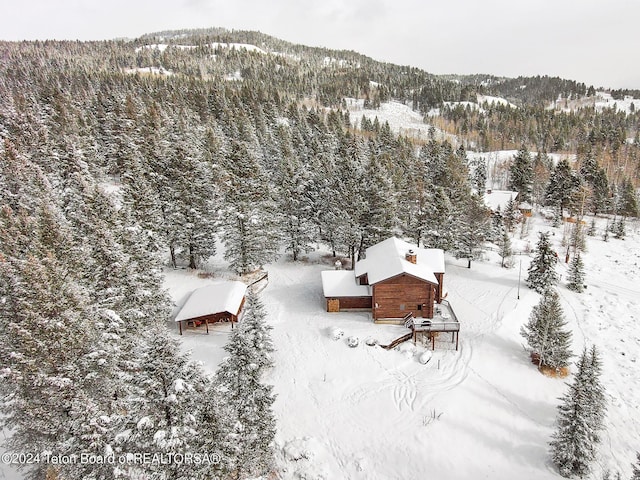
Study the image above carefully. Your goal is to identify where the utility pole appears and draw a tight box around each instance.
[517,252,522,300]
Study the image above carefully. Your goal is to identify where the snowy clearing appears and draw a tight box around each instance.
[345,98,451,143]
[168,213,640,480]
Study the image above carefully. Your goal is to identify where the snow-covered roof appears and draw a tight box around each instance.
[174,281,247,322]
[354,237,444,285]
[519,201,533,210]
[484,190,518,212]
[321,271,371,298]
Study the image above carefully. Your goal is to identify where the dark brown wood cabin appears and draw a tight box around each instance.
[174,281,247,335]
[371,273,437,321]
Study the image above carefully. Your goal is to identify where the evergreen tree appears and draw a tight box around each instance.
[617,178,638,218]
[550,346,606,478]
[567,253,586,292]
[401,175,437,248]
[503,196,523,232]
[546,159,581,219]
[584,345,606,446]
[631,452,640,480]
[121,328,208,480]
[360,152,397,253]
[469,155,487,192]
[0,205,101,480]
[274,126,316,261]
[613,216,626,240]
[569,221,586,254]
[520,289,572,370]
[526,232,559,293]
[332,134,367,266]
[508,145,534,203]
[239,291,276,373]
[498,228,513,268]
[579,150,610,215]
[452,193,491,268]
[220,139,280,275]
[215,315,277,479]
[423,186,456,251]
[167,115,219,270]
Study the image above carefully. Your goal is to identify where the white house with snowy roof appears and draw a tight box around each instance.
[174,281,247,334]
[321,237,446,322]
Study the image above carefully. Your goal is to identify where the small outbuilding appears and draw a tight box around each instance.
[321,270,372,312]
[174,281,247,335]
[518,201,533,217]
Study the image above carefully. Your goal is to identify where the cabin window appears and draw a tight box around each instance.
[417,304,422,311]
[400,304,405,311]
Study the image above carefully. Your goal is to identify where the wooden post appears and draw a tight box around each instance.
[206,319,209,335]
[179,321,183,336]
[432,332,435,350]
[456,332,459,351]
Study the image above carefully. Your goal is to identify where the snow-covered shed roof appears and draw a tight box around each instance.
[321,271,372,298]
[174,281,247,322]
[484,190,518,212]
[354,237,444,285]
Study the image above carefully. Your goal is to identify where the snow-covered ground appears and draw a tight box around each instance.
[477,94,517,108]
[167,214,640,480]
[594,92,639,115]
[552,91,639,116]
[345,98,452,143]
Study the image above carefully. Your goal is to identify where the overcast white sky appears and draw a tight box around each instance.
[2,0,639,89]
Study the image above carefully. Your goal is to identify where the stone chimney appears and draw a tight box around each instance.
[405,249,417,264]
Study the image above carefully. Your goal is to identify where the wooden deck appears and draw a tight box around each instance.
[404,300,460,350]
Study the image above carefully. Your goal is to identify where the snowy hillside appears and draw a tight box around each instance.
[346,98,452,142]
[168,213,640,480]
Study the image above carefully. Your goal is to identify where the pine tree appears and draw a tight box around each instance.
[215,315,277,479]
[508,145,534,203]
[550,346,606,478]
[579,150,610,215]
[631,452,640,480]
[0,205,101,480]
[584,346,606,445]
[520,289,572,370]
[274,126,316,261]
[613,216,626,240]
[570,222,586,253]
[121,327,208,480]
[567,253,586,292]
[452,193,491,268]
[617,178,638,218]
[360,152,397,253]
[498,228,513,268]
[469,155,487,192]
[546,159,581,219]
[239,291,276,372]
[423,186,456,251]
[221,139,280,275]
[526,232,559,293]
[503,196,522,233]
[332,134,367,266]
